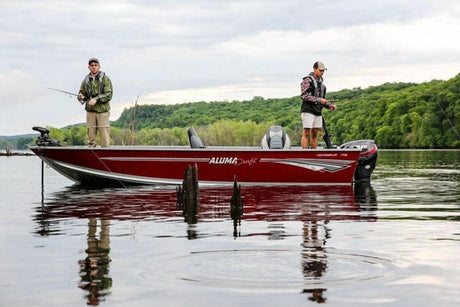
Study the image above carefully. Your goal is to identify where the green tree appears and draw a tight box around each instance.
[17,137,34,149]
[63,126,86,145]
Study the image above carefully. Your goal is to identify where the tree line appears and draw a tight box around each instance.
[112,73,459,148]
[4,73,459,149]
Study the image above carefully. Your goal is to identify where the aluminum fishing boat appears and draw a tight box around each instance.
[29,126,377,186]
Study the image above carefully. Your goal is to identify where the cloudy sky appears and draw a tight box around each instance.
[1,0,459,135]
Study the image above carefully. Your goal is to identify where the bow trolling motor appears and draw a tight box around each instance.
[32,126,60,146]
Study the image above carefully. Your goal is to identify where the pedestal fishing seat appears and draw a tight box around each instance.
[261,126,291,149]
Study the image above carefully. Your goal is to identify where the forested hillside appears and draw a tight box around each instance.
[112,74,459,148]
[3,74,458,149]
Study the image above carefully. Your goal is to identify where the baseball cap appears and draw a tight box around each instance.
[314,61,327,70]
[88,58,99,65]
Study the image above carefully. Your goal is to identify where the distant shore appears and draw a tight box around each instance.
[0,150,33,156]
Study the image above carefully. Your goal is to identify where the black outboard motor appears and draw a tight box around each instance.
[32,126,60,146]
[341,140,378,182]
[261,126,291,149]
[187,127,205,148]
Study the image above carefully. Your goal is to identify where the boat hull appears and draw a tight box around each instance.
[29,146,362,186]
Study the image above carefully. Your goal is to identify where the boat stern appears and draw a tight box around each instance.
[341,140,378,182]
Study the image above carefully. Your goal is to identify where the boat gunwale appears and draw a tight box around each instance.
[28,145,363,153]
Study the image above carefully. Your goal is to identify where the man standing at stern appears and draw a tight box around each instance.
[78,58,113,147]
[300,61,336,149]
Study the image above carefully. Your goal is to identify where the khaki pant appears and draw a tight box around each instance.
[86,111,110,147]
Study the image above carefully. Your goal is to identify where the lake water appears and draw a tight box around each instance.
[0,150,459,306]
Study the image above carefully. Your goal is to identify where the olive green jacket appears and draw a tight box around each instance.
[78,71,113,113]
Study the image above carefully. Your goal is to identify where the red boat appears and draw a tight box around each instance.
[29,126,377,186]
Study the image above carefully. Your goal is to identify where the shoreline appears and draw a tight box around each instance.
[0,151,34,156]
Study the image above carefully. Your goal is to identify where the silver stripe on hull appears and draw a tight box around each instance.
[100,157,210,162]
[260,158,354,172]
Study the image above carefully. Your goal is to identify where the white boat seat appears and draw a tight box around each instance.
[261,125,291,149]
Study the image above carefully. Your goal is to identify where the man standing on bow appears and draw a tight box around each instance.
[78,58,113,147]
[300,61,336,149]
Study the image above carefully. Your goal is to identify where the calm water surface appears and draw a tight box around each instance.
[0,150,459,306]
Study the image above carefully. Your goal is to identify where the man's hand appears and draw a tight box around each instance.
[77,93,86,103]
[88,98,97,106]
[328,104,337,111]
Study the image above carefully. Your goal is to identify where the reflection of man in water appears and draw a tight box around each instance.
[79,219,112,305]
[302,220,328,303]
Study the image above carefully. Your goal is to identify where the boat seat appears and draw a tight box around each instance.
[261,125,291,149]
[187,127,205,148]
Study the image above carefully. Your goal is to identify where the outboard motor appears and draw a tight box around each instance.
[187,127,205,148]
[32,126,60,146]
[341,140,378,182]
[261,126,291,149]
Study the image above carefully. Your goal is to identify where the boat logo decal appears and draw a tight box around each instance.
[209,157,238,164]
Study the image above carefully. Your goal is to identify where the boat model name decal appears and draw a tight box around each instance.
[237,157,259,166]
[261,158,354,173]
[209,157,238,164]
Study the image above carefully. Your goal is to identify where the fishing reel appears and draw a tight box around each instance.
[78,97,87,105]
[32,126,61,146]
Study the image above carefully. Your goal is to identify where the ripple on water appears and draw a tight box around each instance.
[137,247,396,293]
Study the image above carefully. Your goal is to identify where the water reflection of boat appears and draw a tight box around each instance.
[33,183,377,304]
[34,183,377,244]
[34,183,377,226]
[238,184,377,222]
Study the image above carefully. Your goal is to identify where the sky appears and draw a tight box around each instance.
[1,0,459,136]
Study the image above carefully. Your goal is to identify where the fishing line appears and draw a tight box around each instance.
[434,96,460,139]
[121,95,139,145]
[87,146,151,207]
[86,95,142,192]
[87,144,181,210]
[327,97,459,140]
[85,147,160,236]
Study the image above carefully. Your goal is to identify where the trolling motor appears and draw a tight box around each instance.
[32,126,60,146]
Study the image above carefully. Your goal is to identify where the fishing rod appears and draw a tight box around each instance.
[321,99,348,148]
[47,87,86,104]
[326,98,358,111]
[322,116,333,148]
